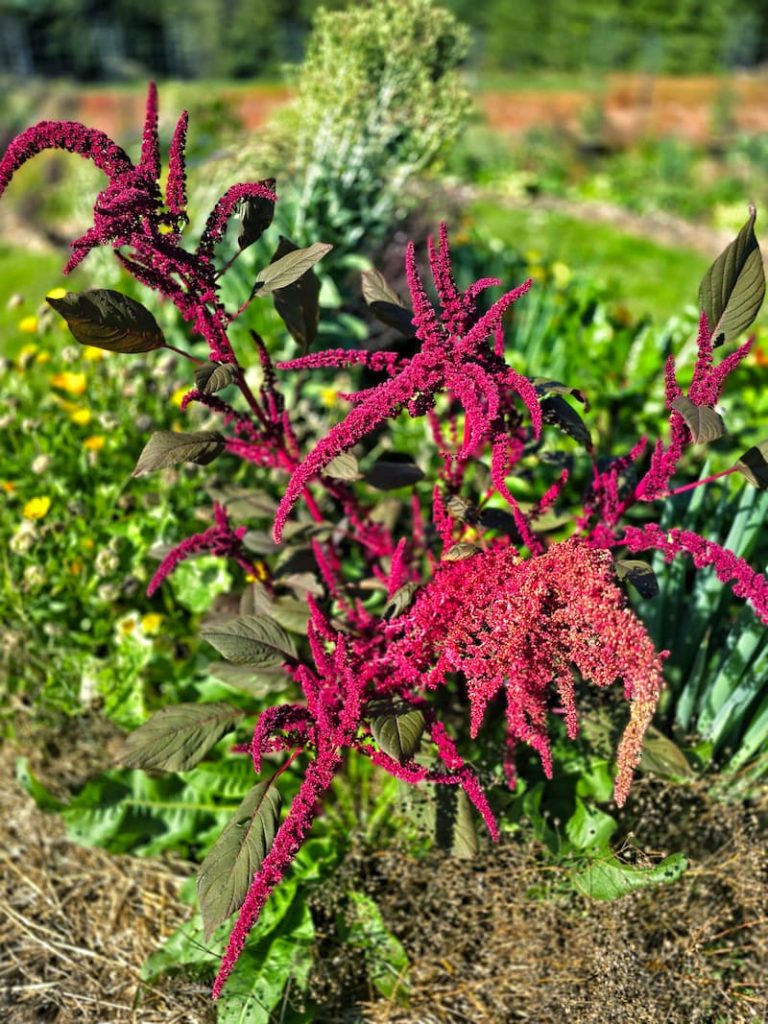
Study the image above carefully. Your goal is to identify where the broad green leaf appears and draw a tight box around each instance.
[671,396,725,444]
[370,701,425,762]
[255,241,332,296]
[201,614,297,665]
[402,783,479,858]
[194,361,237,395]
[361,268,414,335]
[120,702,244,772]
[699,205,765,346]
[238,186,275,251]
[197,781,282,941]
[565,797,617,851]
[206,485,278,518]
[383,581,418,619]
[735,440,768,489]
[208,662,291,697]
[258,236,324,350]
[364,455,424,490]
[442,542,481,562]
[269,598,310,636]
[572,851,687,900]
[324,451,361,480]
[342,891,410,1003]
[47,289,165,352]
[615,558,659,598]
[533,377,590,409]
[638,727,694,779]
[133,430,226,475]
[540,395,592,449]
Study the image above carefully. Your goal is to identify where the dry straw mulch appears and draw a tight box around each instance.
[0,730,214,1024]
[1,718,767,1024]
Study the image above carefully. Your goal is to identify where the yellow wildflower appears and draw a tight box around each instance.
[83,346,106,361]
[551,261,572,290]
[83,538,94,549]
[35,351,51,365]
[69,560,82,575]
[2,481,16,494]
[141,613,163,634]
[245,562,269,584]
[18,316,38,334]
[23,495,51,520]
[46,287,67,300]
[83,435,105,452]
[170,386,189,408]
[320,387,339,408]
[69,407,92,426]
[51,371,87,396]
[117,613,138,636]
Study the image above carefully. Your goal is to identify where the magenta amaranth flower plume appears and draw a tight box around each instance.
[386,538,665,804]
[0,83,276,362]
[272,223,538,541]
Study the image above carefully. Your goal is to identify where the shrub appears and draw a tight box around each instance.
[2,85,767,1002]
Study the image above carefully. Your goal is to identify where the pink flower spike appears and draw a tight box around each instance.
[166,110,189,217]
[138,82,160,181]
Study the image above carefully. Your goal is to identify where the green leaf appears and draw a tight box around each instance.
[671,397,725,445]
[361,268,414,335]
[402,783,479,858]
[261,236,324,351]
[269,597,310,636]
[699,206,765,347]
[46,289,165,352]
[201,614,297,666]
[197,781,282,942]
[133,430,226,475]
[194,361,237,395]
[16,756,65,812]
[639,726,695,779]
[208,662,291,697]
[324,451,361,480]
[364,455,424,490]
[533,377,590,410]
[541,396,592,449]
[370,701,425,762]
[238,185,275,251]
[442,542,481,562]
[572,851,687,900]
[565,797,617,851]
[383,581,418,620]
[735,440,768,489]
[343,891,410,1003]
[120,702,244,772]
[615,559,659,598]
[255,241,332,296]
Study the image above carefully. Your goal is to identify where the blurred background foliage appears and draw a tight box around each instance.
[1,0,768,79]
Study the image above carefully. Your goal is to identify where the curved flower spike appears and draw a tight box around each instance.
[273,226,536,541]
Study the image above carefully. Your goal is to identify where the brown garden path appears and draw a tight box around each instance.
[43,72,768,146]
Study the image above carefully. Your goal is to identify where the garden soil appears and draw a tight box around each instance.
[1,722,766,1024]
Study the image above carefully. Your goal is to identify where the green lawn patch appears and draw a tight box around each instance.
[468,198,711,321]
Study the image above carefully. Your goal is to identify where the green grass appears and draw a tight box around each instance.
[468,198,711,321]
[0,245,78,358]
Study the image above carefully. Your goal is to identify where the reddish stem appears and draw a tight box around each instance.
[661,467,736,498]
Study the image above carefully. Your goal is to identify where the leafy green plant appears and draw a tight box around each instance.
[4,82,768,1010]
